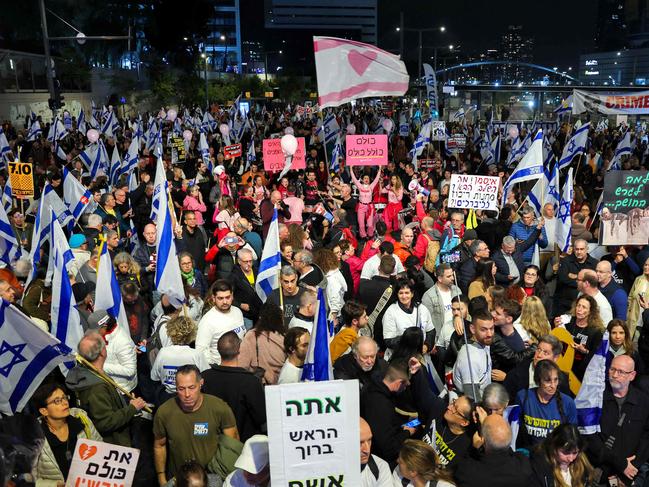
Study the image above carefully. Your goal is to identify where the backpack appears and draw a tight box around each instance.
[435,227,460,267]
[422,233,440,273]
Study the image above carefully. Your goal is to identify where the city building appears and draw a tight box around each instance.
[579,48,649,85]
[264,0,377,44]
[241,40,264,74]
[595,0,627,51]
[500,25,534,83]
[205,0,242,74]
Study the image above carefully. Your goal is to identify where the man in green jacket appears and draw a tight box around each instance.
[66,329,148,446]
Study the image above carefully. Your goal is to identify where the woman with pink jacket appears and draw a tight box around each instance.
[182,184,207,225]
[350,168,382,239]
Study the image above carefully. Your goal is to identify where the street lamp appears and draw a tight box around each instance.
[201,53,208,108]
[264,50,282,82]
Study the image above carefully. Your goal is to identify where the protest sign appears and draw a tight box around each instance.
[7,161,34,197]
[399,123,409,136]
[345,134,388,166]
[448,174,500,211]
[224,143,242,159]
[169,136,186,163]
[447,134,466,153]
[66,439,140,487]
[263,137,306,173]
[266,380,360,487]
[573,89,649,115]
[600,170,649,245]
[418,159,436,170]
[431,121,446,141]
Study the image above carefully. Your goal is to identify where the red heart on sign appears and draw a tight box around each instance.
[79,443,97,461]
[348,49,377,76]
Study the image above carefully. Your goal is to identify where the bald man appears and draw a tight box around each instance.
[584,355,649,484]
[260,190,290,239]
[596,260,628,320]
[455,414,533,486]
[576,269,613,325]
[359,418,392,487]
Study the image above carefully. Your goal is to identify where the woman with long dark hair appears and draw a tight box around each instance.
[238,302,287,385]
[468,259,496,300]
[530,423,594,487]
[394,439,456,486]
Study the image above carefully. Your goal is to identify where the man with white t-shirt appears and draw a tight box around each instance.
[277,327,310,384]
[421,263,462,338]
[360,241,404,280]
[196,279,246,365]
[577,268,613,326]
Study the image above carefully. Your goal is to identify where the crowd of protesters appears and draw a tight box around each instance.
[2,103,649,487]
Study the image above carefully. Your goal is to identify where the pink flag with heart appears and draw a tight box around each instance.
[313,36,410,109]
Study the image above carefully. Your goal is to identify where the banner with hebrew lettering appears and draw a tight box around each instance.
[266,380,360,487]
[448,174,500,212]
[600,170,649,245]
[345,134,388,166]
[66,439,140,487]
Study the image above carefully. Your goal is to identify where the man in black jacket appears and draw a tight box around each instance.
[492,233,539,287]
[585,355,649,485]
[503,334,572,401]
[360,359,415,468]
[228,248,262,328]
[202,332,266,443]
[333,336,387,390]
[457,240,490,293]
[455,414,534,486]
[358,255,395,350]
[175,211,208,273]
[553,238,598,316]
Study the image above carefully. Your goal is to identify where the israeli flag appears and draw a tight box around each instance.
[49,214,82,371]
[153,157,185,308]
[246,139,256,169]
[451,107,465,121]
[122,136,140,177]
[255,209,282,302]
[556,168,574,252]
[320,112,340,145]
[199,132,212,172]
[558,122,590,170]
[553,95,573,115]
[153,125,163,158]
[409,119,432,166]
[62,167,91,229]
[77,109,87,134]
[233,117,246,143]
[301,287,334,382]
[26,119,42,142]
[1,177,12,213]
[502,130,545,206]
[79,140,109,179]
[0,201,20,265]
[0,128,11,164]
[504,405,521,450]
[576,332,609,434]
[608,130,631,171]
[47,118,67,143]
[108,145,122,188]
[330,133,343,172]
[528,163,559,215]
[95,241,131,336]
[0,301,74,414]
[102,110,116,138]
[146,121,158,152]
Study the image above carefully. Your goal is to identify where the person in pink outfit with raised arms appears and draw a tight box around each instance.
[350,168,382,239]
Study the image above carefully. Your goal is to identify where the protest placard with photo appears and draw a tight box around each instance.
[600,170,649,245]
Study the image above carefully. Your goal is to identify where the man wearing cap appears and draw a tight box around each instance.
[223,435,270,487]
[453,228,478,269]
[68,233,90,278]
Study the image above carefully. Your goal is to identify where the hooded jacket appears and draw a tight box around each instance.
[65,366,138,447]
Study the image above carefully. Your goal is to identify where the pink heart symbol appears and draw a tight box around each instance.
[348,50,377,76]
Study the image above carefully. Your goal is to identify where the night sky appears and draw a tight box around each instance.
[379,0,598,69]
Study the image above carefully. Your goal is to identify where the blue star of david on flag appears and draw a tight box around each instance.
[0,341,27,377]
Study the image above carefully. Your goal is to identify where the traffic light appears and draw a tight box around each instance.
[49,79,65,110]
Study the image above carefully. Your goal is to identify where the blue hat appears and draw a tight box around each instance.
[69,234,87,249]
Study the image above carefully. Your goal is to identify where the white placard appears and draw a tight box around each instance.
[266,380,360,487]
[66,439,140,487]
[431,121,446,141]
[448,174,500,211]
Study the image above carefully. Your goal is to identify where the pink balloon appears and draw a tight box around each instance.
[281,134,298,156]
[284,127,294,135]
[219,123,230,137]
[183,130,193,142]
[86,129,99,143]
[347,123,356,135]
[382,119,394,133]
[167,108,178,122]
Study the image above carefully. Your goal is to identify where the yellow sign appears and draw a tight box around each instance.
[264,91,274,98]
[245,91,251,98]
[7,161,34,197]
[310,92,318,99]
